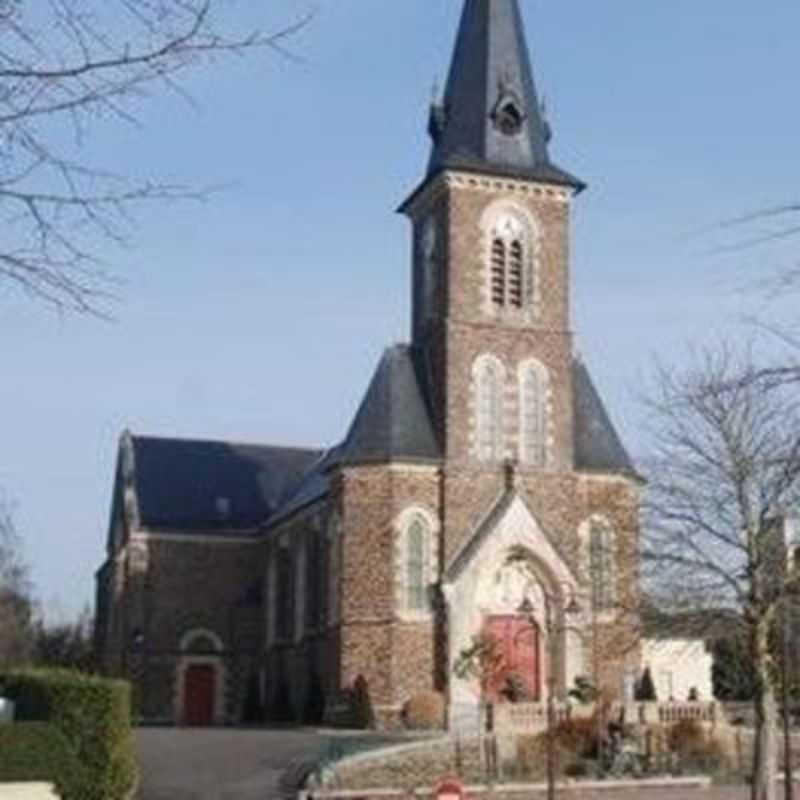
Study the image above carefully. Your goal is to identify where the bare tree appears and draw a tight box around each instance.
[0,498,34,668]
[642,345,800,800]
[34,606,95,672]
[0,0,309,315]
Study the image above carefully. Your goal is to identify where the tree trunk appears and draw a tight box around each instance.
[753,616,778,800]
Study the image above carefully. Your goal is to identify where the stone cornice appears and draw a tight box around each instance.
[400,168,573,217]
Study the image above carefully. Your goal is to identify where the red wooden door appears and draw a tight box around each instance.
[184,665,215,726]
[483,615,540,703]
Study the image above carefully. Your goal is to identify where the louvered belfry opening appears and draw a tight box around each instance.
[491,236,525,309]
[491,238,507,306]
[508,240,524,308]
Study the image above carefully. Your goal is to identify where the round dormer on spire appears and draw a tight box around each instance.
[492,92,526,137]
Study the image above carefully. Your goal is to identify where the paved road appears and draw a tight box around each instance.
[135,728,776,800]
[135,727,328,800]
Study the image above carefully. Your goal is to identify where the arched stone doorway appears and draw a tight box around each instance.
[174,629,226,726]
[443,495,585,731]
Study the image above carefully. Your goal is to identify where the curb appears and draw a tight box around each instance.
[307,775,713,798]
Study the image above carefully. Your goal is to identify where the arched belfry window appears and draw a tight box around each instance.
[473,355,506,462]
[518,359,550,467]
[580,517,617,614]
[484,207,537,313]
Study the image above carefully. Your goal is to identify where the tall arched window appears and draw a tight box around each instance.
[588,519,616,612]
[294,541,306,641]
[276,544,293,641]
[305,532,322,630]
[519,360,550,467]
[396,511,435,616]
[393,508,438,620]
[474,355,505,462]
[327,514,341,624]
[406,517,429,612]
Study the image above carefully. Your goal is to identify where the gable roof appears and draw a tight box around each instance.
[339,345,441,466]
[572,359,637,476]
[129,435,321,533]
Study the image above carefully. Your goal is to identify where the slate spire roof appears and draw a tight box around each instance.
[428,0,583,190]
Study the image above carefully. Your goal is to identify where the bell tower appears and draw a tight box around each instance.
[401,0,584,472]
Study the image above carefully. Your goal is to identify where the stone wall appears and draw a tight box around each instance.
[125,533,266,723]
[339,465,442,723]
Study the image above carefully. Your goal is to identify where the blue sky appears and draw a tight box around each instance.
[2,0,798,620]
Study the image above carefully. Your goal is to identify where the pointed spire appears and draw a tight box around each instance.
[428,0,583,190]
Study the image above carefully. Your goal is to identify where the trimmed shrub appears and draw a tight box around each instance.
[402,691,445,731]
[351,675,376,729]
[667,718,727,773]
[667,718,705,755]
[516,732,578,781]
[553,716,600,759]
[0,722,89,799]
[0,668,136,800]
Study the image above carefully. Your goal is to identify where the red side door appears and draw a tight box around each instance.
[484,615,540,703]
[184,665,215,726]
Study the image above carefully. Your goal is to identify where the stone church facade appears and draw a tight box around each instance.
[95,0,643,729]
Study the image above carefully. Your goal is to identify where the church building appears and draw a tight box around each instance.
[95,0,643,729]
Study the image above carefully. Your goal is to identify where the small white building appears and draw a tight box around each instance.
[641,638,714,703]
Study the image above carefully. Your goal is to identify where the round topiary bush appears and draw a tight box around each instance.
[402,690,445,731]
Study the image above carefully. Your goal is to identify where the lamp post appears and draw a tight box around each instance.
[519,587,582,800]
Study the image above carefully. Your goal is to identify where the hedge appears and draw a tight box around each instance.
[0,669,137,800]
[0,722,88,798]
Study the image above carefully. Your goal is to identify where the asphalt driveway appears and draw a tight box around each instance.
[135,727,329,800]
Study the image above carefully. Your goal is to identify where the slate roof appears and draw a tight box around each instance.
[129,435,322,532]
[339,345,441,466]
[572,359,637,476]
[427,0,584,191]
[122,355,633,537]
[268,444,344,525]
